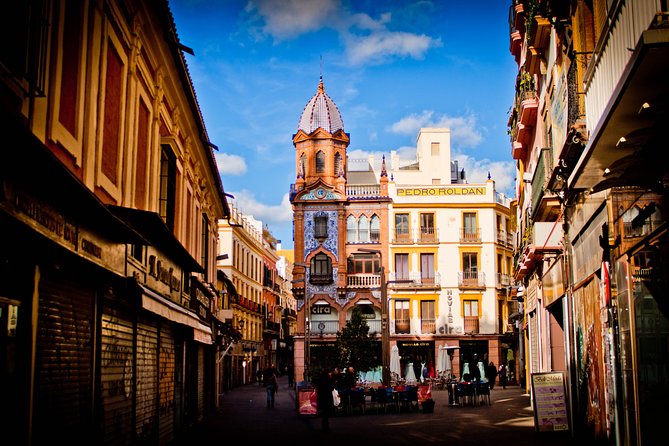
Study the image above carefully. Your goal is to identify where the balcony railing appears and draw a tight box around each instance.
[347,184,382,198]
[347,274,381,288]
[463,316,480,334]
[622,220,663,239]
[389,271,441,288]
[394,319,410,334]
[393,230,413,244]
[392,228,440,244]
[460,228,481,243]
[418,227,439,243]
[496,273,512,288]
[366,320,381,333]
[309,320,339,335]
[421,319,436,334]
[458,271,486,288]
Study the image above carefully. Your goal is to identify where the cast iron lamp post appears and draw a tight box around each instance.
[292,262,311,381]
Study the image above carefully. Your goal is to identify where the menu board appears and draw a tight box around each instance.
[530,372,570,432]
[298,387,318,416]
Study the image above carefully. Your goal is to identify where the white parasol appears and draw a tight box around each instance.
[390,344,401,377]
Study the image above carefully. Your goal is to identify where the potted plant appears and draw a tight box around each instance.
[421,398,435,413]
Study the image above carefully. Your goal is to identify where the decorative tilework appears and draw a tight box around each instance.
[301,188,343,201]
[297,268,339,310]
[304,210,338,260]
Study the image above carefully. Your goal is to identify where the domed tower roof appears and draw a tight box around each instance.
[297,77,344,134]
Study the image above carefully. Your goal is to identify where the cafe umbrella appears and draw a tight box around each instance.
[390,344,401,381]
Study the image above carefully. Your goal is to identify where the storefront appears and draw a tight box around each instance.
[397,340,435,381]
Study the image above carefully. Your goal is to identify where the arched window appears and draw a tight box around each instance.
[347,215,357,242]
[334,152,342,176]
[316,151,325,173]
[310,253,333,284]
[300,153,306,177]
[370,215,380,242]
[358,215,369,242]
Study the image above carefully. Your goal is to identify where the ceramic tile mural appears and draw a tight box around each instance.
[303,210,339,260]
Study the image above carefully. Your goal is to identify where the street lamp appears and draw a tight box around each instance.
[292,262,311,381]
[358,248,413,387]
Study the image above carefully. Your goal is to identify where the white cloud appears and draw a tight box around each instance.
[247,1,440,65]
[229,190,293,225]
[389,111,483,148]
[453,153,516,197]
[247,0,340,40]
[215,152,247,175]
[345,30,439,66]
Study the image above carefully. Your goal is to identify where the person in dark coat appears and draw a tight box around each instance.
[487,361,498,389]
[498,363,508,389]
[316,368,335,433]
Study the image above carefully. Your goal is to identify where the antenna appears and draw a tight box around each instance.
[320,55,323,80]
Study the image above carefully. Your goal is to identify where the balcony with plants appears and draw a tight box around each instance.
[508,1,525,63]
[524,1,550,75]
[509,71,537,160]
[531,147,562,222]
[515,220,563,280]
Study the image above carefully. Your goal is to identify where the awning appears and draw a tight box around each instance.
[109,205,203,272]
[193,322,214,345]
[355,299,374,305]
[139,283,212,344]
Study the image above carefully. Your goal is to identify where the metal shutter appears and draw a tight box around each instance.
[158,323,175,444]
[136,318,159,441]
[100,302,134,445]
[34,273,94,444]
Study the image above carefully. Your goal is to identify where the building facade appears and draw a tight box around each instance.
[0,1,230,444]
[508,1,669,444]
[388,129,516,385]
[290,78,515,386]
[216,204,295,388]
[217,206,267,387]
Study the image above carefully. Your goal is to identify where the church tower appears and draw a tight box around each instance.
[290,77,350,379]
[290,77,391,383]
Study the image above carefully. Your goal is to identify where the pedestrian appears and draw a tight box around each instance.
[315,368,335,433]
[343,366,356,389]
[264,365,278,408]
[256,368,264,387]
[287,363,294,388]
[487,361,498,390]
[498,363,507,389]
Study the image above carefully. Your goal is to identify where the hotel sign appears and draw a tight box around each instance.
[397,187,486,197]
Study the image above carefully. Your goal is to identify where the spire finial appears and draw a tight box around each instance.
[318,56,324,93]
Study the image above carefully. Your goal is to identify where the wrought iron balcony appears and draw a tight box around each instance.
[389,271,441,288]
[458,271,486,289]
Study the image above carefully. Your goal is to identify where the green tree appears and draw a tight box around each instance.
[335,306,378,372]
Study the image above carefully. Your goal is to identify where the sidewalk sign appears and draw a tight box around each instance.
[530,372,570,432]
[297,383,317,416]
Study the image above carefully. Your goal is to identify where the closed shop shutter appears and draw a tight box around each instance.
[100,301,135,445]
[136,318,159,441]
[197,345,204,421]
[158,323,175,444]
[530,312,540,374]
[34,273,94,444]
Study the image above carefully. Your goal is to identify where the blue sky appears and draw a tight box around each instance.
[169,0,518,249]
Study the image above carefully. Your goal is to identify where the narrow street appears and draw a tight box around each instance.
[171,375,572,445]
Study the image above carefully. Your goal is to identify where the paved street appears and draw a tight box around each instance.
[171,375,572,445]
